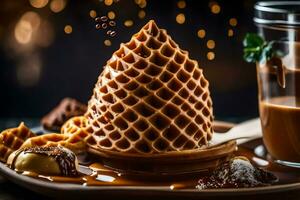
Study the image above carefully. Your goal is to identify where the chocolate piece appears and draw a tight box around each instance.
[95,17,101,22]
[197,156,277,189]
[96,24,101,29]
[101,23,108,29]
[8,146,79,177]
[109,21,116,27]
[41,98,87,131]
[109,31,116,37]
[100,16,108,22]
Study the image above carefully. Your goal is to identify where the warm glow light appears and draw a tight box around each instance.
[14,12,41,44]
[35,20,54,47]
[228,29,234,37]
[211,4,221,14]
[104,0,113,6]
[177,0,186,9]
[15,21,32,44]
[29,0,49,8]
[207,52,215,60]
[207,40,215,49]
[135,0,147,8]
[138,10,146,19]
[17,56,42,87]
[229,18,238,27]
[89,10,97,18]
[139,0,147,8]
[104,39,112,46]
[64,25,72,34]
[176,13,185,24]
[50,0,67,13]
[108,11,116,19]
[197,29,205,38]
[124,20,134,27]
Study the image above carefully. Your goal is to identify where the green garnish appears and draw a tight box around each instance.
[243,33,274,63]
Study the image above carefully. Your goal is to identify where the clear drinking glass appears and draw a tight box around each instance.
[254,1,300,166]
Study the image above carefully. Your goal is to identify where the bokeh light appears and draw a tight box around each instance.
[197,29,206,38]
[108,11,116,20]
[177,1,186,9]
[229,18,238,26]
[89,10,97,18]
[228,29,234,37]
[124,20,134,27]
[104,0,113,6]
[210,2,221,14]
[50,0,67,13]
[16,55,42,87]
[14,12,41,45]
[104,39,112,46]
[176,13,185,24]
[138,10,146,19]
[64,25,72,34]
[206,40,215,49]
[137,0,147,8]
[29,0,49,8]
[207,51,215,60]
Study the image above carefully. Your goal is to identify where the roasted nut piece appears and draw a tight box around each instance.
[41,98,87,131]
[0,123,35,162]
[7,146,79,176]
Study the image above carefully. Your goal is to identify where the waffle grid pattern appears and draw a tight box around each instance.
[86,20,213,154]
[0,123,35,162]
[22,116,96,154]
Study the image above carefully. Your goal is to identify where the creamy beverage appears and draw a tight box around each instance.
[260,96,300,162]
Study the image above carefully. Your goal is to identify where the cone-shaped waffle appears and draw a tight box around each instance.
[21,116,96,154]
[86,20,213,155]
[0,123,35,162]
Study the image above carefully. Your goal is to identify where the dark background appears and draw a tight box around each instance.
[0,0,260,121]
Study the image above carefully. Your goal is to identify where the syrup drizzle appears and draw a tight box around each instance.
[15,141,300,190]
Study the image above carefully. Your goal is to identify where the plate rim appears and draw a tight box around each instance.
[1,120,300,197]
[1,160,300,197]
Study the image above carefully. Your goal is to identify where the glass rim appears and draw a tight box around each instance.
[255,1,300,14]
[254,1,300,27]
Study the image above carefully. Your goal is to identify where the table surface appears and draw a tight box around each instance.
[1,118,300,200]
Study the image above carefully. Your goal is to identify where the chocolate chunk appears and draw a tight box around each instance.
[197,156,277,189]
[95,17,101,22]
[109,31,116,37]
[101,23,108,29]
[109,21,116,27]
[100,16,108,22]
[96,24,101,29]
[41,98,87,131]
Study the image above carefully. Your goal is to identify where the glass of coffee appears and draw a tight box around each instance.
[254,1,300,166]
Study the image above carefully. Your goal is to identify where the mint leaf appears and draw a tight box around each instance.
[243,33,264,48]
[243,33,274,63]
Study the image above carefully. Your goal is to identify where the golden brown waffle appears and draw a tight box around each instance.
[0,123,35,162]
[85,20,214,155]
[22,116,95,154]
[61,116,96,148]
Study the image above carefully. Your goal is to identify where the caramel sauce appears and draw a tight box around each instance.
[15,140,300,190]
